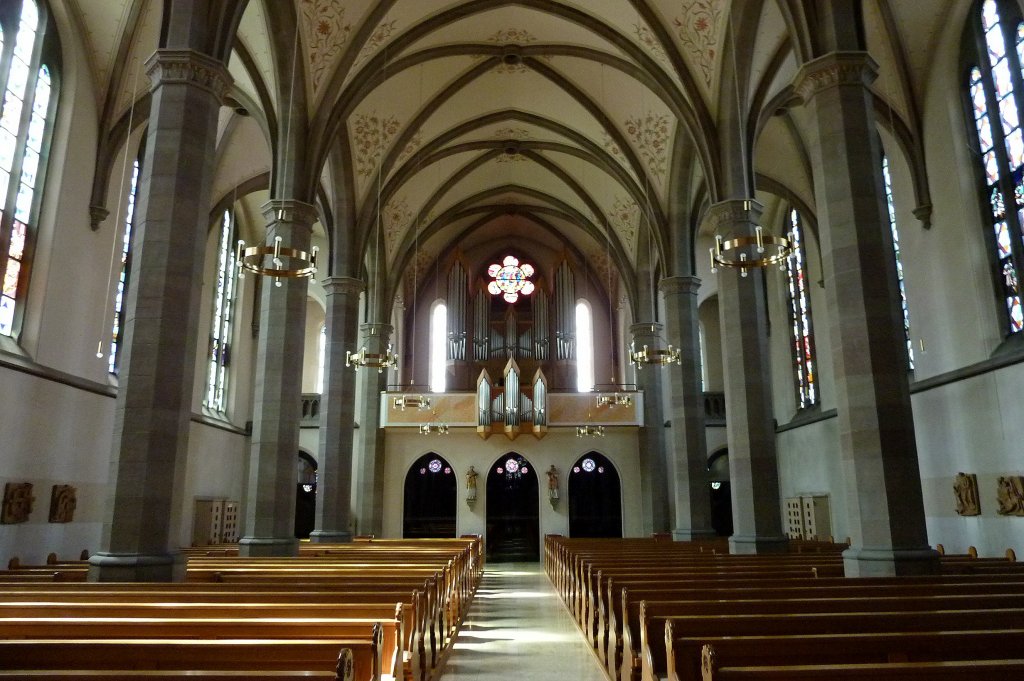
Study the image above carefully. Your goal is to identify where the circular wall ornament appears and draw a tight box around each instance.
[428,459,442,473]
[582,458,596,472]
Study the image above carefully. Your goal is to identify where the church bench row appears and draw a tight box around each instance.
[699,655,1024,680]
[0,634,380,681]
[602,577,1024,672]
[634,598,1024,681]
[668,629,1024,681]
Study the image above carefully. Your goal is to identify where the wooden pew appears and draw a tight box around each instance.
[0,632,381,681]
[665,627,1024,681]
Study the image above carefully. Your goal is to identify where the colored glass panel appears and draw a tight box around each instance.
[786,210,816,408]
[882,156,914,370]
[205,210,238,411]
[109,160,139,373]
[486,255,535,303]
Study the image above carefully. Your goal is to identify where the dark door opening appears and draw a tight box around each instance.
[295,451,317,539]
[486,453,539,562]
[707,449,733,537]
[568,452,623,538]
[403,453,457,538]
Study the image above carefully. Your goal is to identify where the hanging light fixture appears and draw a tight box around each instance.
[394,394,431,410]
[576,413,605,437]
[419,410,449,435]
[235,29,319,286]
[708,201,793,277]
[596,393,632,407]
[346,343,398,372]
[629,322,681,369]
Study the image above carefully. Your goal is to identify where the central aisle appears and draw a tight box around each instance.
[440,563,608,680]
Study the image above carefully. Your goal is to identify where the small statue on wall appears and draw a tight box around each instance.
[1,482,35,524]
[953,472,981,516]
[547,465,560,500]
[996,475,1024,516]
[465,466,478,502]
[48,485,77,523]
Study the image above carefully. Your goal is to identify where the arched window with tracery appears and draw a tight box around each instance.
[0,0,59,338]
[204,209,238,413]
[785,209,816,408]
[966,0,1024,335]
[429,300,446,393]
[108,158,140,374]
[575,299,593,392]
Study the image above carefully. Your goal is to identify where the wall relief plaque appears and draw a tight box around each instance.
[953,472,981,516]
[1,483,34,524]
[48,485,77,523]
[997,475,1024,516]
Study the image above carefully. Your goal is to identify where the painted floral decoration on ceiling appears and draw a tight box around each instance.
[299,0,352,94]
[352,112,402,177]
[487,256,536,303]
[673,0,725,87]
[624,112,671,179]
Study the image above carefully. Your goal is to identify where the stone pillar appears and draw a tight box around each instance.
[660,276,716,541]
[88,50,230,582]
[351,322,393,536]
[238,200,318,557]
[309,276,364,543]
[793,53,937,576]
[708,200,788,555]
[631,322,670,535]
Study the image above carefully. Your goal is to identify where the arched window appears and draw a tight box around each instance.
[785,209,817,408]
[429,300,446,393]
[316,323,326,393]
[966,0,1024,335]
[881,155,914,369]
[204,209,238,413]
[0,1,59,338]
[108,158,140,374]
[575,299,594,392]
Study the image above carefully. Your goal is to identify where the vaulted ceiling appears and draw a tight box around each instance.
[67,0,960,310]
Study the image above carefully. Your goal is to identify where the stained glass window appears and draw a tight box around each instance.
[108,159,140,374]
[0,1,58,338]
[881,156,914,369]
[575,300,594,392]
[487,255,535,303]
[785,210,817,408]
[316,323,326,393]
[967,0,1024,334]
[204,210,239,413]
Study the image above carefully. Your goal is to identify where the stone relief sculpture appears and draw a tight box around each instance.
[953,472,981,516]
[1,482,34,524]
[996,475,1024,516]
[48,485,77,523]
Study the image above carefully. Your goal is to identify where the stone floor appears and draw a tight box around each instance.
[439,563,608,681]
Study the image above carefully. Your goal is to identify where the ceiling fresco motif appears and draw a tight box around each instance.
[298,0,352,96]
[673,0,726,87]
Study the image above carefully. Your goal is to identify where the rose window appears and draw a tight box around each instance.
[487,256,535,303]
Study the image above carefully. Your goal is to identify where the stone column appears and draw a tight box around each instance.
[351,322,393,536]
[631,322,670,535]
[88,50,230,582]
[793,53,937,576]
[660,276,716,541]
[238,200,317,557]
[309,276,364,543]
[708,200,788,554]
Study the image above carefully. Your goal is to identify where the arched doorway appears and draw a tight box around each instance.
[568,452,623,538]
[707,449,733,537]
[403,453,457,538]
[486,453,540,562]
[295,451,317,539]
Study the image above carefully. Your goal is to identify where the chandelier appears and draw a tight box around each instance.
[346,343,398,372]
[629,340,681,369]
[236,235,319,286]
[709,203,793,277]
[576,424,605,437]
[487,255,535,303]
[596,393,632,407]
[394,394,431,411]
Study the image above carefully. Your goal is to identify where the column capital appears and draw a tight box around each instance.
[792,51,878,103]
[145,49,232,101]
[701,199,763,235]
[262,199,319,229]
[323,276,365,296]
[659,276,701,297]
